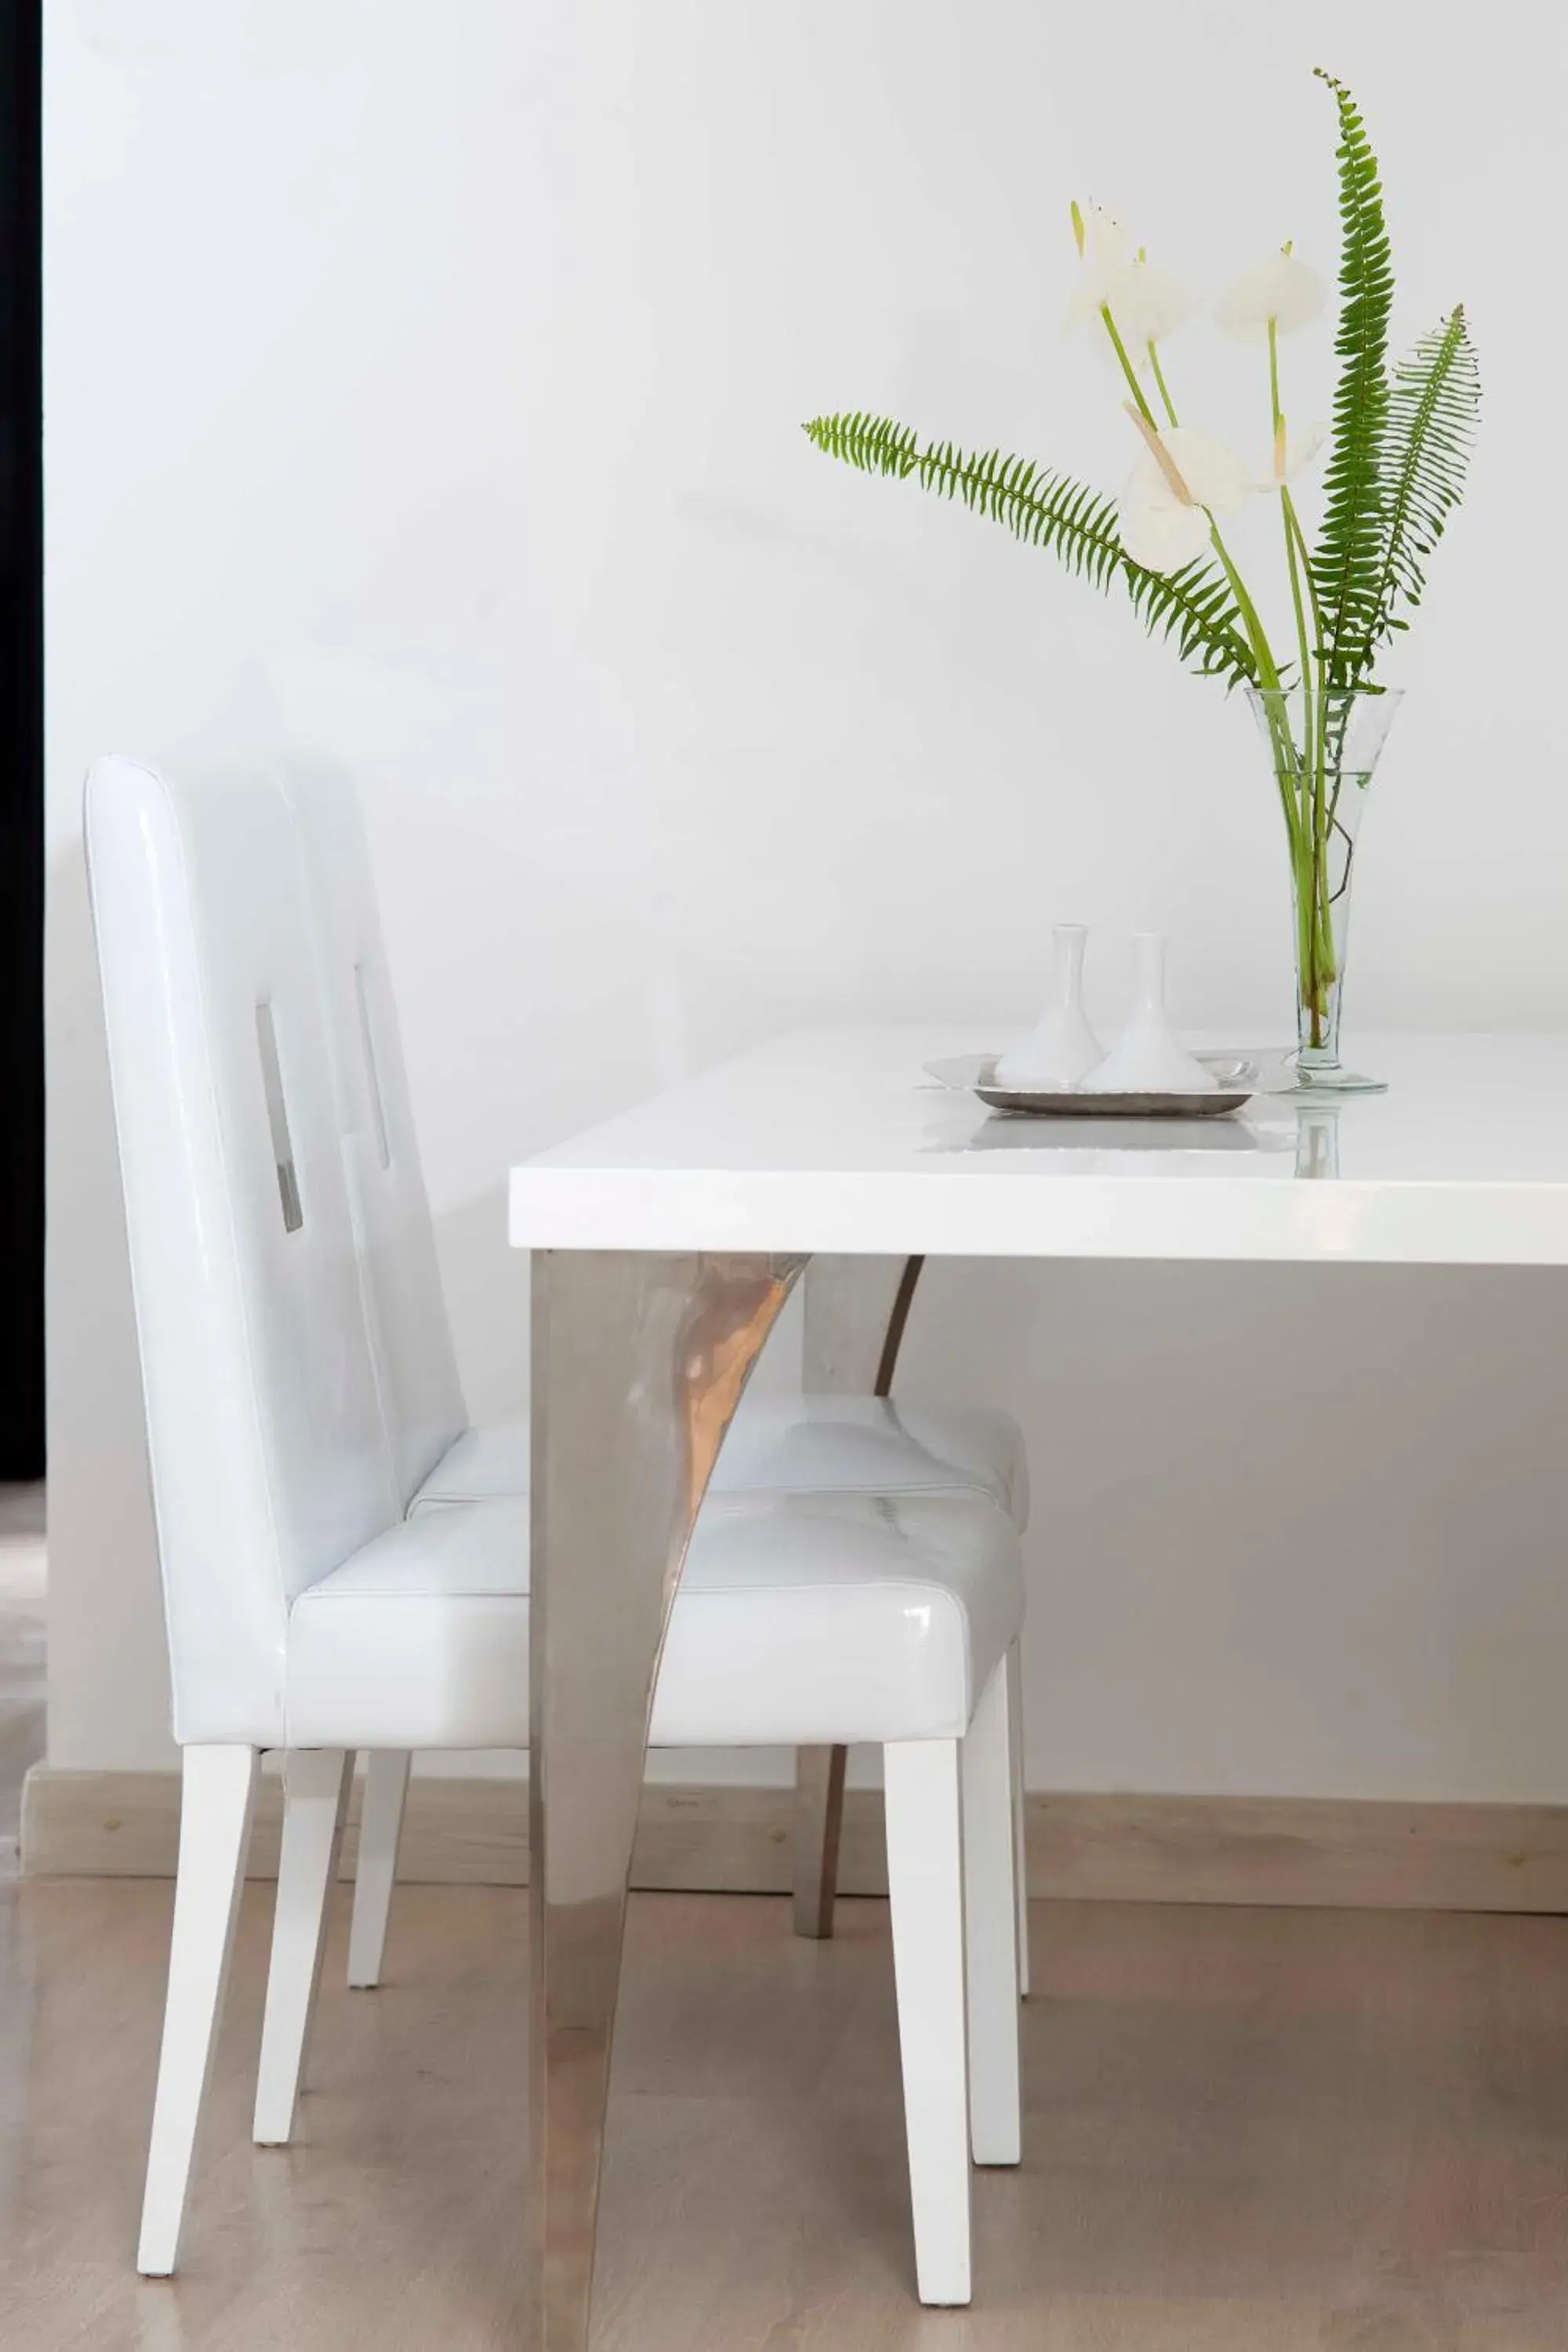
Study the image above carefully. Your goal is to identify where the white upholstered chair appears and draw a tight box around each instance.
[86,753,1025,2307]
[272,760,1032,1989]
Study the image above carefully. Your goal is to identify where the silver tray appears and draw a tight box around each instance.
[924,1054,1258,1119]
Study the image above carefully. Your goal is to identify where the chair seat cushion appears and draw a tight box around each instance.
[408,1397,1029,1527]
[285,1491,1022,1751]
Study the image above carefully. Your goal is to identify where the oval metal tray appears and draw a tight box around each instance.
[975,1078,1251,1118]
[923,1053,1258,1119]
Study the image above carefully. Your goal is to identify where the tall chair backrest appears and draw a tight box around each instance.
[85,756,400,1748]
[274,760,467,1505]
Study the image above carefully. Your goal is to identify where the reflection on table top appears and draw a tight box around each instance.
[510,1026,1568,1268]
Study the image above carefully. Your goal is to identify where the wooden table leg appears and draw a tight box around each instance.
[528,1249,806,2350]
[791,1741,848,1939]
[793,1254,925,1939]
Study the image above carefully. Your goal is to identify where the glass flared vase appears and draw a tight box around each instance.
[1247,685,1402,1093]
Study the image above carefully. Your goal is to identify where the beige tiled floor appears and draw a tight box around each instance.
[4,1873,1568,2348]
[5,1495,1568,2347]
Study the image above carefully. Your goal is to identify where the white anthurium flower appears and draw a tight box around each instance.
[1119,479,1212,572]
[1216,246,1328,343]
[1138,423,1250,510]
[1113,250,1198,351]
[1063,199,1133,330]
[1065,208,1196,356]
[1250,418,1329,489]
[1119,422,1250,574]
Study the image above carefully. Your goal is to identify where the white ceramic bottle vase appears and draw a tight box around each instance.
[994,922,1102,1089]
[1081,931,1217,1094]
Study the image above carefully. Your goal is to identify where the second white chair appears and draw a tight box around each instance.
[271,757,1033,1992]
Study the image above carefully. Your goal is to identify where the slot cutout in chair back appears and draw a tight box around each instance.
[256,998,304,1231]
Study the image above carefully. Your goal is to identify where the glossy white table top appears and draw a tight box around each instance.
[509,1027,1568,1265]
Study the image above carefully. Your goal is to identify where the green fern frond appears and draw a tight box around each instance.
[1310,69,1394,688]
[1363,305,1479,660]
[803,412,1258,688]
[804,411,922,481]
[1126,557,1263,685]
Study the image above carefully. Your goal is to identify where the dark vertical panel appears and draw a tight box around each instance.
[0,2,43,1478]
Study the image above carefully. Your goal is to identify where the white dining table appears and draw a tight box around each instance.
[509,1022,1568,2350]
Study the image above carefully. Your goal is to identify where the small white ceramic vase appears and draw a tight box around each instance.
[994,923,1102,1089]
[1081,931,1217,1094]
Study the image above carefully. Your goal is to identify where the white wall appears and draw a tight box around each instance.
[44,0,1568,1794]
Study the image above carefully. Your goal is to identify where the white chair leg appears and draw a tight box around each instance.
[347,1749,411,1989]
[253,1749,351,2147]
[884,1739,971,2307]
[1006,1637,1030,1999]
[138,1744,260,2277]
[962,1665,1022,2165]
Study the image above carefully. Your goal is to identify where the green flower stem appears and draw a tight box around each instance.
[1282,490,1325,689]
[1269,322,1315,718]
[1213,522,1298,800]
[1284,561,1337,1033]
[1209,527,1297,860]
[1207,528,1281,695]
[1099,305,1160,430]
[1285,486,1337,1000]
[1265,313,1338,1045]
[1269,317,1323,1007]
[1281,506,1315,714]
[1207,522,1294,835]
[1147,340,1180,429]
[1218,540,1303,866]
